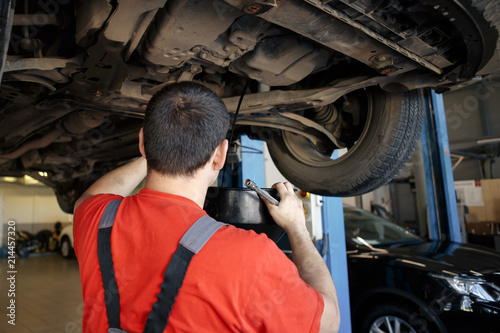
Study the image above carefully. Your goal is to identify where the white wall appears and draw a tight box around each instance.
[443,75,500,180]
[0,182,72,246]
[263,143,289,187]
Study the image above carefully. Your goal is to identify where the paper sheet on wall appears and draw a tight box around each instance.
[454,180,484,206]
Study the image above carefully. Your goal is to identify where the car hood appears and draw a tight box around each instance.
[355,241,500,278]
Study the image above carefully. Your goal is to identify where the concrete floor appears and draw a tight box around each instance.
[0,254,82,333]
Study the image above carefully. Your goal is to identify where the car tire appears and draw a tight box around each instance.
[360,303,435,333]
[468,0,500,74]
[60,237,74,259]
[266,88,424,196]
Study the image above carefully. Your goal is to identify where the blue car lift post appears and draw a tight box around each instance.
[321,195,351,332]
[239,135,352,332]
[420,90,461,243]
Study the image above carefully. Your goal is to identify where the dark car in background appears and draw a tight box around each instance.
[344,206,500,333]
[1,0,499,213]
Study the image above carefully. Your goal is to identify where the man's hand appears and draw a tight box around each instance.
[264,181,340,333]
[264,182,307,235]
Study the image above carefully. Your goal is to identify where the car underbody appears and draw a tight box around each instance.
[0,0,498,212]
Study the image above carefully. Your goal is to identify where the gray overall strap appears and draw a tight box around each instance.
[143,215,226,333]
[97,199,124,332]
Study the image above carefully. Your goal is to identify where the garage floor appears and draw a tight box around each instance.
[0,254,82,333]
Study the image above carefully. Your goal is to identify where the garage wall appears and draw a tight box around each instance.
[443,75,500,180]
[263,143,289,187]
[0,182,72,246]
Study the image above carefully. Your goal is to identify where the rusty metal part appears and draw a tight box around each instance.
[12,14,61,26]
[109,72,443,119]
[87,71,444,124]
[301,0,444,75]
[280,112,345,148]
[236,112,343,152]
[243,0,277,15]
[75,103,145,119]
[0,128,64,161]
[140,0,242,68]
[223,76,377,114]
[8,73,56,91]
[224,0,421,75]
[3,100,74,142]
[66,0,168,95]
[222,71,448,115]
[62,110,106,134]
[178,64,203,82]
[3,56,83,72]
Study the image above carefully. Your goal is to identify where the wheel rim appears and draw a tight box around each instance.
[282,90,374,167]
[369,315,417,333]
[61,240,70,257]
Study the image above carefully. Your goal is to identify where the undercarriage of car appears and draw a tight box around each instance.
[0,0,498,212]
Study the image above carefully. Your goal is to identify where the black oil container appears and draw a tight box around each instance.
[203,187,284,242]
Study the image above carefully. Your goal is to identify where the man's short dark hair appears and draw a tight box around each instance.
[143,82,230,177]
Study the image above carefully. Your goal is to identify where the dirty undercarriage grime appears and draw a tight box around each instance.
[0,0,498,212]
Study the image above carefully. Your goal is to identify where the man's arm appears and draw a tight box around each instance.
[73,156,147,212]
[264,182,340,333]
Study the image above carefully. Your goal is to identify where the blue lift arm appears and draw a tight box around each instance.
[321,196,352,333]
[421,90,461,242]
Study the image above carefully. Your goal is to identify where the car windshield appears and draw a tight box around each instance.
[344,207,422,247]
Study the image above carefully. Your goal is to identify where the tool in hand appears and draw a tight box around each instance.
[245,179,280,206]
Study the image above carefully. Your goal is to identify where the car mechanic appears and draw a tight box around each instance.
[73,82,340,332]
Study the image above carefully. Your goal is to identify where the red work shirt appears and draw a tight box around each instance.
[74,188,323,332]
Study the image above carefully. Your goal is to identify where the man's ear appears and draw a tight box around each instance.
[213,139,229,170]
[139,128,146,158]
